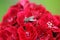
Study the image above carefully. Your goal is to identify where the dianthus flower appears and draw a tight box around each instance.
[0,0,60,40]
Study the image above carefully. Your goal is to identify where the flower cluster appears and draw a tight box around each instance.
[0,0,60,40]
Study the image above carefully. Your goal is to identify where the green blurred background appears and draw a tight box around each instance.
[0,0,60,21]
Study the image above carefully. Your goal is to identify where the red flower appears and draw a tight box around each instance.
[18,23,37,40]
[17,11,36,26]
[24,4,46,20]
[2,3,22,26]
[17,3,47,26]
[38,11,60,31]
[0,25,19,40]
[0,0,60,40]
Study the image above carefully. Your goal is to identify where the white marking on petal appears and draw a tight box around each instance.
[8,18,13,22]
[47,21,53,28]
[26,32,30,37]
